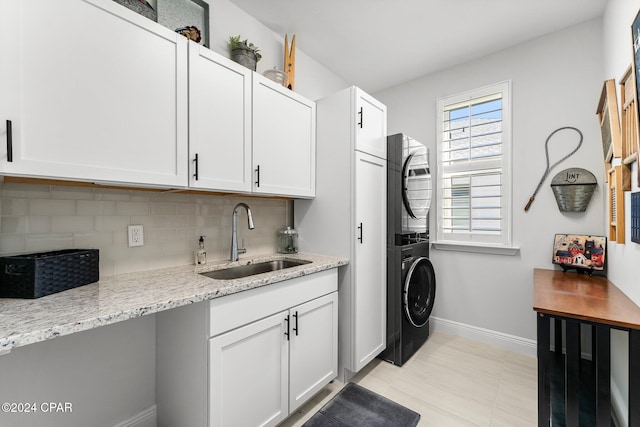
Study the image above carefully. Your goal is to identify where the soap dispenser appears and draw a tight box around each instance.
[195,236,207,265]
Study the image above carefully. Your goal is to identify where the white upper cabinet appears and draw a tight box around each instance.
[0,0,316,197]
[252,75,316,198]
[1,0,188,187]
[188,43,252,192]
[354,88,387,159]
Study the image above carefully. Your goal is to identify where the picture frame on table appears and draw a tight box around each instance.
[552,234,606,275]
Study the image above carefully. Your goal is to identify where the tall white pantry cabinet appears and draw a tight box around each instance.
[296,86,387,381]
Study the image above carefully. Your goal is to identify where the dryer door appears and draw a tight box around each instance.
[401,147,431,220]
[403,257,436,328]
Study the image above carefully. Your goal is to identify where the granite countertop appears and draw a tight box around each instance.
[0,253,348,354]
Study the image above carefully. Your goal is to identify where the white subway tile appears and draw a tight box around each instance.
[51,186,95,200]
[94,216,131,232]
[95,189,131,201]
[28,216,51,233]
[1,217,29,234]
[0,234,26,254]
[77,200,116,216]
[0,183,51,199]
[29,199,76,216]
[150,202,177,215]
[51,216,94,233]
[1,199,28,216]
[25,233,74,252]
[115,201,149,216]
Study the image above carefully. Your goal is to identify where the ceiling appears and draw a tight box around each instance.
[229,0,609,93]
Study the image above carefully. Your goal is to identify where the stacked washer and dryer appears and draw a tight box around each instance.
[379,133,437,366]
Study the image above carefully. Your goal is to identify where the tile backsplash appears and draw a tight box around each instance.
[0,182,289,276]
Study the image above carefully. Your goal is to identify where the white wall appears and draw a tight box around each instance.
[0,315,156,427]
[0,1,348,426]
[375,18,605,342]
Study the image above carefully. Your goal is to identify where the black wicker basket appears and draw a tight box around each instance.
[0,249,99,299]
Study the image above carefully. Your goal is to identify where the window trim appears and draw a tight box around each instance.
[434,81,515,252]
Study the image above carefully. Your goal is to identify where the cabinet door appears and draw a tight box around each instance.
[189,43,252,192]
[252,75,316,198]
[0,0,20,174]
[289,292,338,412]
[353,151,387,372]
[209,312,289,427]
[354,88,387,159]
[0,0,188,187]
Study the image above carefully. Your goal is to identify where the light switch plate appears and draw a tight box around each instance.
[128,225,144,247]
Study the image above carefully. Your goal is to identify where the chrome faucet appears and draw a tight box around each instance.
[230,203,255,261]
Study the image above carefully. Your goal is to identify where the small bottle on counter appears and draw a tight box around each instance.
[195,235,207,265]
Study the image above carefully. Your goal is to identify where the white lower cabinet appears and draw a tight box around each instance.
[156,269,338,427]
[209,292,337,427]
[209,311,289,427]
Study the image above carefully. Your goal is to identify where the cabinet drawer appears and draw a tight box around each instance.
[209,269,337,337]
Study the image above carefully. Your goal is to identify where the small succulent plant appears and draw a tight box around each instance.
[228,35,262,61]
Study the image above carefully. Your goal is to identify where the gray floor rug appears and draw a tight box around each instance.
[302,382,420,427]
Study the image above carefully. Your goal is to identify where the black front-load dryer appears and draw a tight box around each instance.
[379,242,436,366]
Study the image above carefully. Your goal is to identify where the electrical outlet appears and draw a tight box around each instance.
[128,225,144,247]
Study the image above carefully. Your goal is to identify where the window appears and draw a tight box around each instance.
[436,81,513,250]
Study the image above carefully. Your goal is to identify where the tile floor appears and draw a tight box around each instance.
[279,331,538,427]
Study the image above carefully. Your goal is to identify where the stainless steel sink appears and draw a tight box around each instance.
[200,259,312,280]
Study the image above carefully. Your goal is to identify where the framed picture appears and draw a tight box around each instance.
[112,0,210,47]
[552,234,606,273]
[158,0,210,47]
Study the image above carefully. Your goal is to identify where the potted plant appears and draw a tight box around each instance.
[229,35,262,71]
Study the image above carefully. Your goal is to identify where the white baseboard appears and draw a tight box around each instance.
[611,379,627,427]
[431,316,537,357]
[113,405,157,427]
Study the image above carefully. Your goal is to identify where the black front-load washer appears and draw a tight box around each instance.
[379,242,436,366]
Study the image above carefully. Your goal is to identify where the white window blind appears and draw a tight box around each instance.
[436,81,512,247]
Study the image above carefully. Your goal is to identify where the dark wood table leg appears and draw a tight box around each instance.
[594,324,610,427]
[538,313,551,427]
[630,329,640,426]
[565,319,580,427]
[555,317,562,353]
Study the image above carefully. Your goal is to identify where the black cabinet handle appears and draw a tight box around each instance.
[193,153,199,181]
[6,120,12,163]
[357,107,363,128]
[284,314,290,341]
[293,311,298,336]
[357,222,363,244]
[255,165,260,187]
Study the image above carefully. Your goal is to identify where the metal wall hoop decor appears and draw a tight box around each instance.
[524,126,584,212]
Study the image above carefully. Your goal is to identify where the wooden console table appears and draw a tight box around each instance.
[534,268,640,427]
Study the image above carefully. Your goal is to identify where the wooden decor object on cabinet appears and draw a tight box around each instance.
[295,86,387,382]
[597,79,622,181]
[608,165,630,243]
